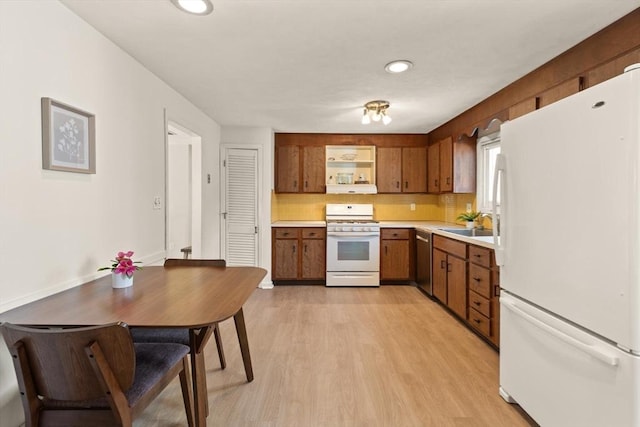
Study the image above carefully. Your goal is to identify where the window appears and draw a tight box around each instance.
[476,132,501,214]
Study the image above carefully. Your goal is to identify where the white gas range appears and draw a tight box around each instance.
[325,204,380,287]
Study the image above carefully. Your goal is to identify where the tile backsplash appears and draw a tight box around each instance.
[272,192,476,224]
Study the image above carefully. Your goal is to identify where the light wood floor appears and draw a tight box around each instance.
[135,286,537,427]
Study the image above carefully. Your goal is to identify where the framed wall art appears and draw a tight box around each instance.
[41,97,95,173]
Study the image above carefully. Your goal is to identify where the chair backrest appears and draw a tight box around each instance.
[164,258,226,267]
[0,322,135,401]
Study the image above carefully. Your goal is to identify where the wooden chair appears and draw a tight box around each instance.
[0,322,193,427]
[130,258,227,418]
[131,258,227,368]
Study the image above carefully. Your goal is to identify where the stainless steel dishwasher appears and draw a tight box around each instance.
[416,229,432,296]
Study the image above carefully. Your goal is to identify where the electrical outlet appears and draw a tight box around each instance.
[410,203,416,211]
[466,203,472,212]
[153,196,162,210]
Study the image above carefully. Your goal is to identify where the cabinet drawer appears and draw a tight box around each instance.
[274,228,300,239]
[433,235,466,258]
[468,290,490,317]
[302,228,325,239]
[468,308,491,337]
[381,228,410,239]
[468,245,493,268]
[468,263,491,298]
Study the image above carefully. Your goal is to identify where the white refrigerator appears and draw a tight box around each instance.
[495,65,640,426]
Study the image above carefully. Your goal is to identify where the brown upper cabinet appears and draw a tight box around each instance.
[377,146,427,193]
[428,135,475,194]
[275,144,325,193]
[275,133,429,194]
[538,77,583,109]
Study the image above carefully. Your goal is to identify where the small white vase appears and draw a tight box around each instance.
[466,221,475,229]
[111,272,134,288]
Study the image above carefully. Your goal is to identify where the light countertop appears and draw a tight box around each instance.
[272,220,496,249]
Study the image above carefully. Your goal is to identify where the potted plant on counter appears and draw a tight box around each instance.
[456,211,482,229]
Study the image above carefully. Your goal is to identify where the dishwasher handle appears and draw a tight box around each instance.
[416,235,430,244]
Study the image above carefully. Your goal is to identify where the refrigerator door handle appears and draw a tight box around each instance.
[492,154,506,266]
[502,298,620,366]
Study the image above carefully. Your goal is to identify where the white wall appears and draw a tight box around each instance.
[221,126,274,286]
[0,2,221,424]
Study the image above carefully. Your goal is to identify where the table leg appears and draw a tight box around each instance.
[233,307,254,382]
[189,327,214,426]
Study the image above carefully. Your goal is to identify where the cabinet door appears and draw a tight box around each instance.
[274,239,299,279]
[427,143,440,193]
[538,77,582,108]
[509,97,538,120]
[381,239,410,280]
[301,238,325,279]
[446,255,466,319]
[439,137,453,193]
[432,248,447,303]
[302,146,325,193]
[402,147,427,193]
[377,147,402,193]
[275,145,300,193]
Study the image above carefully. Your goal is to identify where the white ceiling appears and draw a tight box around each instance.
[60,0,639,134]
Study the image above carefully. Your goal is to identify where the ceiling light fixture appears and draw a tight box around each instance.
[171,0,213,15]
[361,100,392,125]
[384,60,413,74]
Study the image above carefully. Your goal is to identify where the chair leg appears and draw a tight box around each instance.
[179,357,195,427]
[213,323,226,369]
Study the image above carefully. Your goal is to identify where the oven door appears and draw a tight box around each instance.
[326,232,380,273]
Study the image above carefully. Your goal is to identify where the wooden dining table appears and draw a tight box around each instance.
[0,265,267,427]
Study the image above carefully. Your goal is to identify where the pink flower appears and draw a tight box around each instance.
[98,250,141,276]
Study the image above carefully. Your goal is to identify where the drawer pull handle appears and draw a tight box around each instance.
[283,232,289,236]
[440,260,446,269]
[474,254,482,258]
[473,319,481,324]
[473,277,481,282]
[473,301,481,306]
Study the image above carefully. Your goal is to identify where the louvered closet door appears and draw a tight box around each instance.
[224,148,258,266]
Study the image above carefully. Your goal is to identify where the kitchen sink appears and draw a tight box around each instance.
[439,228,495,237]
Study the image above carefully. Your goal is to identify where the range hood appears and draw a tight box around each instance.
[326,184,377,194]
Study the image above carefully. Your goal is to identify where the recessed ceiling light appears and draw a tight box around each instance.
[384,60,413,74]
[171,0,213,15]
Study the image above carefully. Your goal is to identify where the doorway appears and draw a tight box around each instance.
[166,121,202,259]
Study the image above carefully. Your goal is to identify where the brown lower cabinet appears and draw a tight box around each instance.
[380,228,415,282]
[272,227,325,284]
[467,244,500,347]
[433,234,500,348]
[432,235,467,319]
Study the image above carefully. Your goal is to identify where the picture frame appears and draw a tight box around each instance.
[41,97,95,174]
